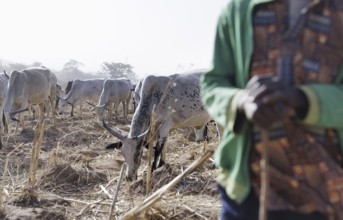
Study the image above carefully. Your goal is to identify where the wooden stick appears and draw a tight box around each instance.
[28,120,46,188]
[108,163,127,220]
[182,204,209,220]
[259,130,269,220]
[146,138,154,195]
[146,107,157,195]
[120,150,214,220]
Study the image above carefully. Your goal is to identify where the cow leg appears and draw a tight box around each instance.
[0,113,3,149]
[37,103,45,127]
[114,104,118,122]
[79,103,83,115]
[122,101,127,122]
[17,113,25,132]
[28,105,37,120]
[107,103,111,120]
[132,97,136,113]
[70,105,74,117]
[2,111,8,134]
[108,103,114,120]
[194,125,209,142]
[152,137,167,171]
[48,96,56,124]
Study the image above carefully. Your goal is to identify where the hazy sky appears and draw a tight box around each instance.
[1,0,228,77]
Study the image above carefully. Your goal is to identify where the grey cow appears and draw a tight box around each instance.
[58,78,105,116]
[96,78,133,122]
[103,72,212,180]
[3,67,58,128]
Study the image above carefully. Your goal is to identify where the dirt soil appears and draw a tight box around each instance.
[0,106,220,220]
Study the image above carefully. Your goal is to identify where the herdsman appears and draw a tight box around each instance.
[201,0,343,219]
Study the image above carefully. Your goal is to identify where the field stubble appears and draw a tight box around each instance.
[0,106,220,219]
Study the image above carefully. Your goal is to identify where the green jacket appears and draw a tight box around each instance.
[200,0,343,204]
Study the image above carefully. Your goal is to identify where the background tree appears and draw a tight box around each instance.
[8,63,29,71]
[98,62,136,81]
[63,59,84,72]
[3,61,42,72]
[56,59,97,85]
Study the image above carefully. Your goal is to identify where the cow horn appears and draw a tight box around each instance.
[96,104,106,108]
[59,97,67,101]
[10,116,20,122]
[9,107,28,116]
[86,101,96,107]
[102,120,125,141]
[3,70,9,79]
[96,104,111,111]
[135,128,150,139]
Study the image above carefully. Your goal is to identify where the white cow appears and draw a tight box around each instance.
[3,67,58,127]
[103,72,212,180]
[0,71,9,148]
[96,78,133,122]
[58,78,105,116]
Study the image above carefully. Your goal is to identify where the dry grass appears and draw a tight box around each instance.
[0,105,220,219]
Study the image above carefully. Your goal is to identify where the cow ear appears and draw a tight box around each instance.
[105,141,122,149]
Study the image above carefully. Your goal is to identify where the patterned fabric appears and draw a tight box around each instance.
[249,1,343,219]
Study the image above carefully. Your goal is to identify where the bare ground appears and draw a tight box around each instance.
[0,106,220,220]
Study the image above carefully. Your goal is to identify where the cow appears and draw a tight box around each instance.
[61,80,84,115]
[0,71,9,148]
[96,78,133,122]
[58,78,105,116]
[3,67,58,129]
[103,72,212,181]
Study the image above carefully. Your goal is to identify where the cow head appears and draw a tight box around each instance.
[102,120,148,181]
[58,98,66,112]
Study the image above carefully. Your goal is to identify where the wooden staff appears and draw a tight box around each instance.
[259,130,270,220]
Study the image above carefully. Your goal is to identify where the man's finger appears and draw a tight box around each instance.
[260,91,286,105]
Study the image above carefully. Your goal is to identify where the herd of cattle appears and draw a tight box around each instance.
[0,66,217,180]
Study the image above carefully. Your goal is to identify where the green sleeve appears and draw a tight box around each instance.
[300,84,343,129]
[200,5,244,132]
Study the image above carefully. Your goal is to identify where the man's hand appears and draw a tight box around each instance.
[237,75,309,128]
[238,92,292,129]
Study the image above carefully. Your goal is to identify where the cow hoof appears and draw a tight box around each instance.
[157,160,165,168]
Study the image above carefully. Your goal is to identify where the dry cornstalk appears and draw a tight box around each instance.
[0,143,25,209]
[182,204,209,220]
[120,150,214,220]
[76,199,104,217]
[28,120,46,188]
[259,130,270,220]
[146,140,154,195]
[108,163,127,220]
